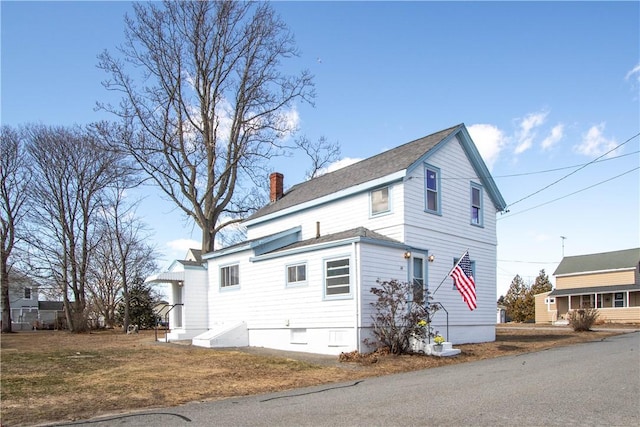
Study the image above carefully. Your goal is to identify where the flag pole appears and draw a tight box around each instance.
[431,249,468,296]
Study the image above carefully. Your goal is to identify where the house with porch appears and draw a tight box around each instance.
[147,123,507,355]
[535,248,640,324]
[0,270,65,330]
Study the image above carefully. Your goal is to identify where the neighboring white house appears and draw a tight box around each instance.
[147,124,507,355]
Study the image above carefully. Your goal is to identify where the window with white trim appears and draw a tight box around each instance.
[24,287,32,299]
[580,294,594,308]
[614,292,625,308]
[220,264,239,288]
[287,263,307,286]
[371,187,390,215]
[325,258,350,296]
[471,183,483,226]
[425,165,440,213]
[412,257,424,303]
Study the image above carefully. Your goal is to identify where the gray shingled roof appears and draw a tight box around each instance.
[270,226,402,253]
[553,248,640,276]
[249,124,462,220]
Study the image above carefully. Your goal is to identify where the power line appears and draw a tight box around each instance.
[505,132,639,209]
[440,148,637,181]
[499,166,639,220]
[493,150,638,178]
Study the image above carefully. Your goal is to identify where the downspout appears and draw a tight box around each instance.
[353,242,360,353]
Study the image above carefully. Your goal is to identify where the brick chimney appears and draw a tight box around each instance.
[269,172,284,202]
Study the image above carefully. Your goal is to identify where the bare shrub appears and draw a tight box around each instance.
[365,279,436,354]
[568,308,599,331]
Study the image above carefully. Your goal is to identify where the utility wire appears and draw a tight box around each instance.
[505,132,639,209]
[492,150,639,178]
[499,166,639,220]
[441,150,638,180]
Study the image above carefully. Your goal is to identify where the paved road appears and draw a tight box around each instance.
[53,332,639,427]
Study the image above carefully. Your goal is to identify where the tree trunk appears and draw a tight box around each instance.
[1,256,12,333]
[202,226,215,254]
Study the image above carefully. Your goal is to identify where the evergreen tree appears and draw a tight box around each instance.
[503,275,533,322]
[116,281,159,329]
[531,269,553,295]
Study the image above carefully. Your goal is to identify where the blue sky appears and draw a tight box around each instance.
[2,1,639,298]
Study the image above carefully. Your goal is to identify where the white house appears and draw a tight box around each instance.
[147,124,507,355]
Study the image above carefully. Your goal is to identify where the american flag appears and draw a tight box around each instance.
[450,251,477,311]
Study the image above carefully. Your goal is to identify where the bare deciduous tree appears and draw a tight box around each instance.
[1,126,31,333]
[98,0,315,253]
[88,185,157,330]
[26,124,126,332]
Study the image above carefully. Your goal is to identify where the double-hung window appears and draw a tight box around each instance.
[371,187,390,215]
[287,263,307,286]
[24,287,32,299]
[325,258,350,296]
[425,165,440,214]
[471,183,483,226]
[220,264,239,288]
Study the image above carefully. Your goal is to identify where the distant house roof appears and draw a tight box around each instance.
[246,124,506,224]
[185,248,203,262]
[553,248,640,276]
[38,301,64,311]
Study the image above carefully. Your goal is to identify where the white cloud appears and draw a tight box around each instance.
[276,107,300,139]
[574,123,618,157]
[467,123,507,170]
[625,63,640,82]
[315,157,362,177]
[541,124,565,150]
[514,111,548,154]
[166,238,201,257]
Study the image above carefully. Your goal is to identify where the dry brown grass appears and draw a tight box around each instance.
[0,325,635,426]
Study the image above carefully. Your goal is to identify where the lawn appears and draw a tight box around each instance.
[0,326,633,426]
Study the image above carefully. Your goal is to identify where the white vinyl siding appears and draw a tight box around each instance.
[246,182,406,243]
[402,136,498,329]
[325,258,351,297]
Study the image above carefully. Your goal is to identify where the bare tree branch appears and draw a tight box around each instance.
[97,0,315,252]
[1,126,32,332]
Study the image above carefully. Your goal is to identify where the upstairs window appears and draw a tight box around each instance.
[424,165,440,214]
[287,263,307,286]
[24,287,32,299]
[325,258,350,297]
[471,183,483,226]
[371,187,390,215]
[220,264,239,288]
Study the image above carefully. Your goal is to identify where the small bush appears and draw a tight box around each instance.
[365,279,438,354]
[567,308,599,331]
